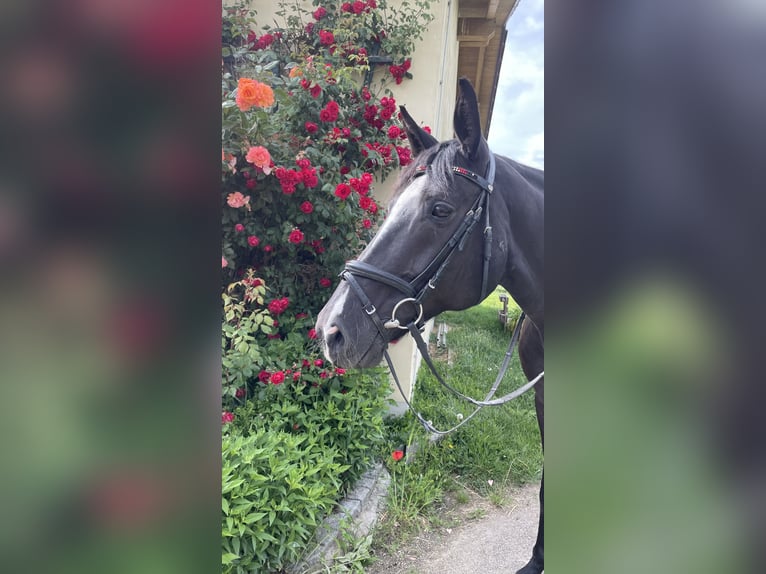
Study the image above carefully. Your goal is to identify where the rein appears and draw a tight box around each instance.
[340,151,543,436]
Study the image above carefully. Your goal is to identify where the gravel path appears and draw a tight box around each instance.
[367,482,541,574]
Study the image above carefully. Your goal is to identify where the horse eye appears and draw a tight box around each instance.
[431,202,454,218]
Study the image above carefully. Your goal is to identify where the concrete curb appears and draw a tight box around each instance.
[289,462,391,574]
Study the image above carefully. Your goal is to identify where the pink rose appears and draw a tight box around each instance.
[226,192,250,209]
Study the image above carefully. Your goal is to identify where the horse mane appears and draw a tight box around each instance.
[393,140,459,202]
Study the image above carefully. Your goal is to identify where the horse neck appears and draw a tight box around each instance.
[494,158,544,330]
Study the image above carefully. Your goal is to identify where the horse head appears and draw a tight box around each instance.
[316,78,542,368]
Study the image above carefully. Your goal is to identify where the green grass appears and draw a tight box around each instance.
[373,288,543,551]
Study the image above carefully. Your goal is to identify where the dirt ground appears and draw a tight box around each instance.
[366,482,541,574]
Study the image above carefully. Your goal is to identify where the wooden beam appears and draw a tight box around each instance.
[486,0,499,19]
[459,7,490,19]
[457,30,496,48]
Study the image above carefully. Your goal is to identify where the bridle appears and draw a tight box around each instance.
[340,150,543,436]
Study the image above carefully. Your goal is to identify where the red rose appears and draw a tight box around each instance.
[247,235,260,247]
[319,101,339,122]
[300,201,314,214]
[391,450,404,462]
[313,6,327,20]
[222,412,235,424]
[319,30,334,46]
[340,165,351,175]
[336,368,346,375]
[234,223,244,232]
[268,297,290,315]
[319,371,328,379]
[270,371,285,385]
[258,370,270,382]
[319,277,332,288]
[310,83,322,98]
[308,328,317,339]
[305,22,315,35]
[362,218,372,229]
[301,168,319,188]
[341,2,353,12]
[352,1,365,14]
[288,229,304,244]
[359,196,372,210]
[305,121,318,133]
[235,388,246,398]
[396,146,413,166]
[334,183,351,200]
[314,359,323,367]
[387,125,401,139]
[246,179,256,189]
[302,359,311,368]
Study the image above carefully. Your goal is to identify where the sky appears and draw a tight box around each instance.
[487,0,544,168]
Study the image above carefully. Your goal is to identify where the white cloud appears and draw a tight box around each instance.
[488,0,544,168]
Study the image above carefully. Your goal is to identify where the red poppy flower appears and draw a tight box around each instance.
[391,450,404,462]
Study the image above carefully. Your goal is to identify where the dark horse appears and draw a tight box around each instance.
[316,78,544,574]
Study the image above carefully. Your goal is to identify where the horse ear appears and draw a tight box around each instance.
[399,106,438,156]
[454,77,487,160]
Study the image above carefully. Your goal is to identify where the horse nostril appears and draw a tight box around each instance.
[324,324,343,349]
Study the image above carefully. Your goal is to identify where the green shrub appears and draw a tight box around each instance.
[222,429,348,573]
[233,364,390,489]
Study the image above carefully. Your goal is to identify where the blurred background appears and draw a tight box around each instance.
[0,1,220,572]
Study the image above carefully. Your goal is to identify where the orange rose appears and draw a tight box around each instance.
[236,78,275,111]
[245,146,270,167]
[289,67,303,78]
[245,146,272,175]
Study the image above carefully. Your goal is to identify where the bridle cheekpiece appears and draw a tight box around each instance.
[342,151,496,337]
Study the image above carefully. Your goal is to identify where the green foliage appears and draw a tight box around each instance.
[233,364,390,489]
[222,429,346,573]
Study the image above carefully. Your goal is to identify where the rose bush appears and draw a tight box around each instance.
[221,2,434,571]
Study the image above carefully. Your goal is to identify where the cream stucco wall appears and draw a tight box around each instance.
[244,0,459,413]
